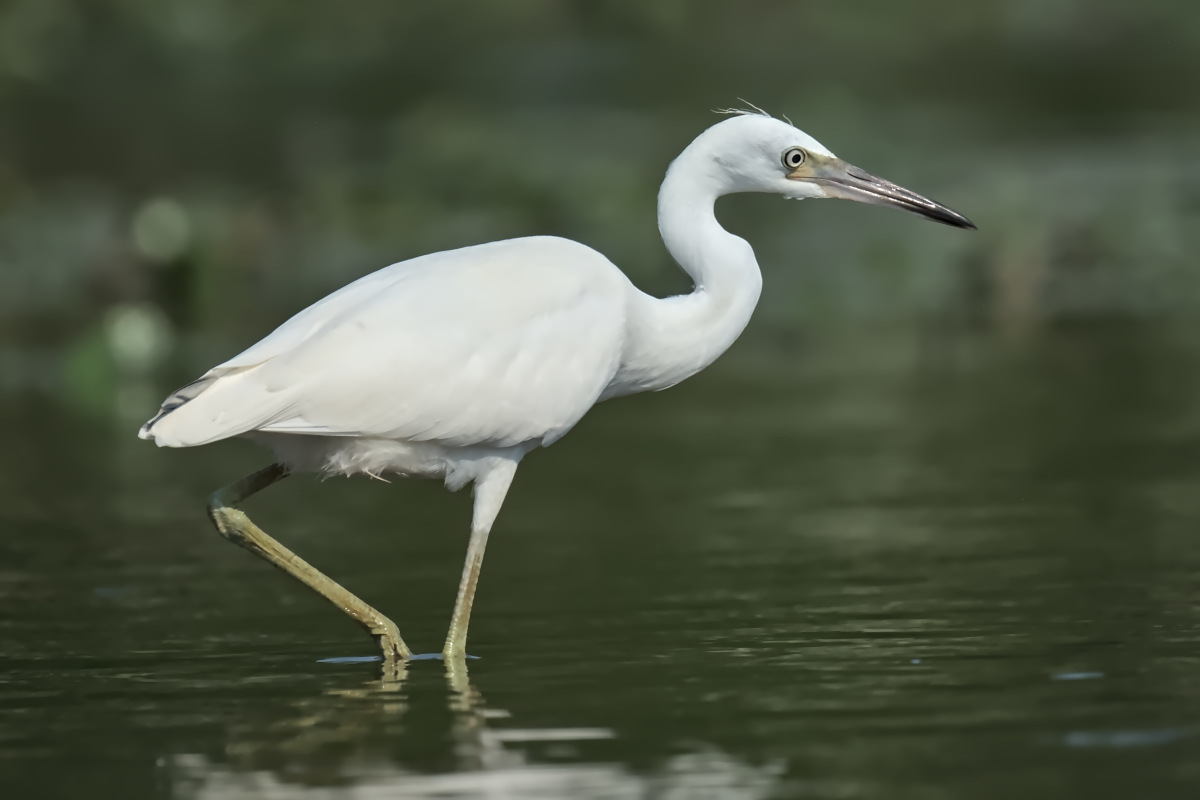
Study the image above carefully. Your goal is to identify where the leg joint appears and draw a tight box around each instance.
[206,503,252,546]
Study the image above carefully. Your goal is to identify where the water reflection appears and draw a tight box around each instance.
[163,659,784,799]
[4,2,1200,796]
[7,320,1200,798]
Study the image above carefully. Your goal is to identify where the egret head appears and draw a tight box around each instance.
[688,111,976,230]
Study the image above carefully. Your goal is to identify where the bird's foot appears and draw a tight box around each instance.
[371,620,412,661]
[316,651,478,664]
[416,652,480,661]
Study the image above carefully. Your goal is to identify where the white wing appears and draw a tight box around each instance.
[142,236,631,449]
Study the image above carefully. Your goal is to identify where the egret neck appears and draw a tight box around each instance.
[610,143,764,397]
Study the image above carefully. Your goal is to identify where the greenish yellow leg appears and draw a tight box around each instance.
[442,525,490,659]
[207,463,412,661]
[442,458,518,659]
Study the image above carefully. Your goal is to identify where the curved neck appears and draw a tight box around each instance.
[609,150,763,396]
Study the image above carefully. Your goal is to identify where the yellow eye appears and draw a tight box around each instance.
[782,147,806,169]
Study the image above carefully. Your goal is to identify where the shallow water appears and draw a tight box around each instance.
[5,320,1200,798]
[4,3,1200,796]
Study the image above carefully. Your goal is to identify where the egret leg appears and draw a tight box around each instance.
[207,463,412,661]
[443,458,518,659]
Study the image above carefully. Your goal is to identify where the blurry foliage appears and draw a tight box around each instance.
[0,0,1199,395]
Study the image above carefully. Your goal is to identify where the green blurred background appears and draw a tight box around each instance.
[3,0,1199,418]
[6,3,1200,798]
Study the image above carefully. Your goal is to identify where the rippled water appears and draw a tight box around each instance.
[4,321,1200,798]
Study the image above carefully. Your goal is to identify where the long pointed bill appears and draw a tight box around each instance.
[788,156,977,230]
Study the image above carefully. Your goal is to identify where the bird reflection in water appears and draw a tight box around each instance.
[162,658,783,798]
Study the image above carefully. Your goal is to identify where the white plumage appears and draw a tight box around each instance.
[139,111,974,660]
[143,236,628,487]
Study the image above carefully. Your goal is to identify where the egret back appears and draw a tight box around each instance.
[141,236,631,451]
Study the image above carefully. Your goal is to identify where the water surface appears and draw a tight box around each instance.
[5,321,1200,798]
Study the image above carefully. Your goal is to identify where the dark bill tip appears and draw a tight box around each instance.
[812,162,978,232]
[926,206,977,230]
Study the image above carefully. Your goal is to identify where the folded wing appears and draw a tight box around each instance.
[141,237,629,450]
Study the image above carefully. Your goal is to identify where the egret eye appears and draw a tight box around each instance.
[782,147,807,170]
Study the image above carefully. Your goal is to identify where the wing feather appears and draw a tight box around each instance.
[141,237,630,449]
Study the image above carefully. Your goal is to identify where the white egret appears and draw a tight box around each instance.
[139,111,975,661]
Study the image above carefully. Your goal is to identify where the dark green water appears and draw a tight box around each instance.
[4,3,1200,797]
[5,320,1200,798]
